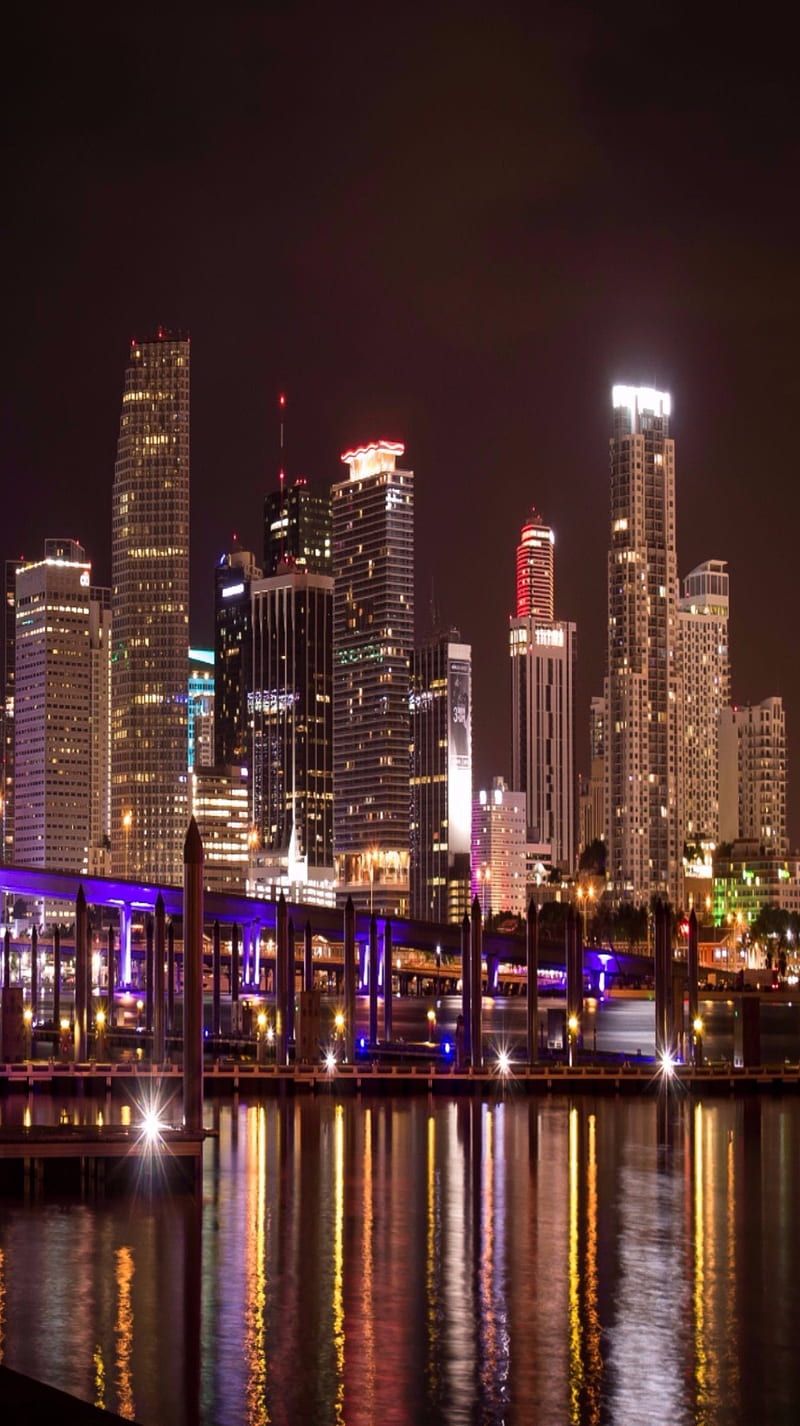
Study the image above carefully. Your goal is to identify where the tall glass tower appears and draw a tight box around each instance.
[111,331,190,883]
[604,385,683,905]
[332,440,414,913]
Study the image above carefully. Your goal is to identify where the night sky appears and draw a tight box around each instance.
[4,4,800,833]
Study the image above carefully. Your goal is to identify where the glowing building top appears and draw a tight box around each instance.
[612,384,671,430]
[515,507,555,621]
[340,440,405,481]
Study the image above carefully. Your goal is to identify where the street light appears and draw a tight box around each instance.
[477,864,491,920]
[567,1013,579,1068]
[122,810,133,878]
[576,884,595,942]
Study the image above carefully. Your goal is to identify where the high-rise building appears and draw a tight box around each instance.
[580,693,606,850]
[1,558,20,866]
[264,477,332,576]
[410,630,472,922]
[111,331,190,884]
[332,439,414,912]
[604,385,683,905]
[190,763,250,893]
[214,551,261,769]
[509,508,576,872]
[471,777,527,919]
[515,508,555,622]
[14,541,110,872]
[187,648,215,773]
[679,560,730,842]
[719,699,787,852]
[250,567,334,891]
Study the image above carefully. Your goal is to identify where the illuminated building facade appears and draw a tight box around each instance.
[332,440,414,913]
[604,385,683,904]
[264,477,331,576]
[111,331,190,884]
[515,508,554,622]
[678,559,730,841]
[471,778,527,919]
[14,541,111,873]
[579,693,606,851]
[190,763,249,892]
[410,630,472,922]
[719,698,787,852]
[214,550,261,768]
[250,568,334,890]
[2,558,20,866]
[187,647,214,772]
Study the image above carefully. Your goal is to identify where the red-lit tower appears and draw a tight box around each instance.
[515,508,554,621]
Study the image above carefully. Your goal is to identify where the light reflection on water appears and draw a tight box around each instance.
[1,1093,800,1424]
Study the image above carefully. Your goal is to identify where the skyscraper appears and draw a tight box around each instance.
[515,508,555,622]
[719,699,787,852]
[579,694,606,851]
[250,567,334,892]
[1,558,20,867]
[410,630,472,922]
[679,560,730,841]
[214,550,261,768]
[471,777,527,919]
[187,647,215,773]
[604,385,683,905]
[111,331,190,884]
[509,509,576,871]
[332,439,414,913]
[264,477,332,576]
[14,541,110,872]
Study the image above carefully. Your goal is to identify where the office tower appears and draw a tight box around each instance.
[410,630,472,922]
[264,477,332,576]
[509,508,576,871]
[515,508,555,622]
[250,567,334,898]
[719,699,787,851]
[111,330,190,884]
[332,439,414,913]
[188,647,215,772]
[471,777,527,919]
[190,764,249,892]
[14,541,110,872]
[1,558,20,866]
[679,560,730,841]
[579,695,606,852]
[214,550,261,768]
[604,385,683,905]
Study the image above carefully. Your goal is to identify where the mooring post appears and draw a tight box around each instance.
[53,926,61,1030]
[145,914,154,1034]
[527,899,539,1065]
[230,923,240,1034]
[383,917,393,1044]
[344,897,356,1064]
[183,819,205,1133]
[461,913,471,1063]
[154,894,166,1065]
[3,927,10,990]
[212,919,221,1040]
[654,899,665,1060]
[304,919,313,992]
[276,893,288,1066]
[30,925,38,1024]
[688,906,701,1066]
[167,920,175,1037]
[470,896,483,1071]
[74,886,87,1062]
[369,915,379,1048]
[287,916,295,1049]
[107,924,115,1028]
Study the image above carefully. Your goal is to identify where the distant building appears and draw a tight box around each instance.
[713,839,800,924]
[187,648,214,772]
[332,440,414,913]
[679,560,730,841]
[515,508,554,623]
[471,778,527,919]
[214,550,261,769]
[111,331,190,883]
[2,558,21,867]
[605,385,682,904]
[190,764,249,893]
[579,694,606,851]
[264,477,331,576]
[719,699,787,852]
[14,541,110,873]
[410,630,472,923]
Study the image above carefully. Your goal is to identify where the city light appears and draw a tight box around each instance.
[256,1011,267,1032]
[325,1050,337,1073]
[334,1011,345,1034]
[659,1050,676,1078]
[567,1014,579,1036]
[95,1008,106,1029]
[137,1105,168,1146]
[692,1016,704,1035]
[496,1048,512,1077]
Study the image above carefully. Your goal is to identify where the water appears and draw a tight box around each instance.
[2,1090,800,1424]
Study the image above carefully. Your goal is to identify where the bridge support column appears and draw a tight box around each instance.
[119,905,132,987]
[230,923,240,1034]
[183,819,204,1134]
[383,918,393,1044]
[344,898,356,1064]
[526,900,539,1065]
[154,894,166,1065]
[107,926,115,1027]
[254,923,262,991]
[304,919,313,992]
[74,886,87,1062]
[470,896,483,1071]
[369,915,378,1048]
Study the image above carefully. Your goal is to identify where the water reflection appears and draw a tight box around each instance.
[2,1093,800,1424]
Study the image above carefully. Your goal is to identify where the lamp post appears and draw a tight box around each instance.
[576,883,595,943]
[477,864,491,922]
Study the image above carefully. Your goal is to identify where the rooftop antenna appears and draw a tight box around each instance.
[429,576,440,637]
[278,391,287,491]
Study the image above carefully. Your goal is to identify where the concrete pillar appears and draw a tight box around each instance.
[107,925,115,1027]
[470,896,483,1071]
[344,898,356,1063]
[118,905,132,986]
[526,899,539,1065]
[212,920,221,1038]
[154,894,166,1065]
[369,915,379,1048]
[304,919,313,992]
[254,923,261,990]
[74,886,87,1062]
[460,913,471,1058]
[53,926,61,1030]
[183,818,205,1134]
[145,914,154,1034]
[230,923,240,1032]
[688,906,699,1064]
[167,920,176,1035]
[287,917,295,1048]
[3,928,10,990]
[276,894,288,1066]
[382,918,393,1044]
[30,925,38,1023]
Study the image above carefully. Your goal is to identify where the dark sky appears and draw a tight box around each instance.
[4,3,800,833]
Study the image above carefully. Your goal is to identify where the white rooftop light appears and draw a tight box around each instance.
[612,384,671,418]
